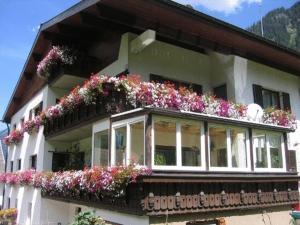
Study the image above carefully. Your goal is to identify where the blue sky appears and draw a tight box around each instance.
[0,0,298,130]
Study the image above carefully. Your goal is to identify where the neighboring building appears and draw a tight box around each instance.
[0,129,8,209]
[1,0,300,224]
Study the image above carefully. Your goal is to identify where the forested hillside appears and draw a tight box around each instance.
[247,1,300,52]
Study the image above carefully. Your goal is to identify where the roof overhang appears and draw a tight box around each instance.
[3,0,300,122]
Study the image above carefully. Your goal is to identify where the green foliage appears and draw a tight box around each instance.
[71,211,106,225]
[154,153,166,165]
[247,2,300,52]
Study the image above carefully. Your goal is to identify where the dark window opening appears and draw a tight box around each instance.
[30,155,37,170]
[20,118,25,128]
[150,74,202,95]
[253,84,291,111]
[10,161,13,172]
[7,198,10,209]
[33,101,43,117]
[262,88,280,109]
[18,159,21,170]
[213,84,227,100]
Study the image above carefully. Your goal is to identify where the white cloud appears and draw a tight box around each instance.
[174,0,262,14]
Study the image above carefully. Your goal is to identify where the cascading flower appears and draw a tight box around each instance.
[0,165,151,198]
[3,74,297,146]
[37,46,76,79]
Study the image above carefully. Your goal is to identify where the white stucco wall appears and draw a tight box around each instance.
[2,32,300,224]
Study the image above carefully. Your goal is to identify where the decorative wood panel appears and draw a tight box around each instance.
[42,175,299,216]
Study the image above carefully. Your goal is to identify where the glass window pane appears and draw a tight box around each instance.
[130,121,145,165]
[231,128,247,168]
[115,127,127,165]
[262,90,272,108]
[253,131,268,168]
[269,134,283,168]
[154,119,176,166]
[209,126,227,167]
[181,122,201,167]
[93,130,109,166]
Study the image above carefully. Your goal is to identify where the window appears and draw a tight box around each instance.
[112,117,145,166]
[213,84,227,100]
[181,121,202,167]
[30,155,37,170]
[150,74,202,95]
[154,119,177,166]
[152,117,205,169]
[33,101,43,117]
[18,159,21,170]
[115,126,127,165]
[262,89,280,109]
[253,130,285,171]
[27,202,32,223]
[20,117,25,128]
[10,161,13,172]
[209,124,249,170]
[253,84,291,111]
[29,110,33,120]
[129,122,144,165]
[93,130,109,166]
[7,197,10,209]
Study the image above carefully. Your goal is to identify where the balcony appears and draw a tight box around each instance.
[42,173,299,216]
[44,89,131,138]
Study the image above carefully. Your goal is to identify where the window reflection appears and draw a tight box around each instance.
[181,122,201,167]
[209,126,227,167]
[154,119,176,166]
[130,121,145,165]
[231,128,247,168]
[115,127,127,165]
[93,130,109,166]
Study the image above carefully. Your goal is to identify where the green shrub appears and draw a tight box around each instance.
[71,211,106,225]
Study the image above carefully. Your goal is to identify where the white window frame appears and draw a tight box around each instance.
[151,116,206,171]
[208,124,251,172]
[253,130,286,172]
[111,116,145,166]
[92,119,110,167]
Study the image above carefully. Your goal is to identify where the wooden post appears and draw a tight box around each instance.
[145,113,152,168]
[249,128,254,171]
[204,121,209,171]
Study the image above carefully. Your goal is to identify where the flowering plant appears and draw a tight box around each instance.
[3,129,23,145]
[37,46,76,79]
[0,165,151,198]
[0,208,17,224]
[3,74,297,146]
[263,107,296,128]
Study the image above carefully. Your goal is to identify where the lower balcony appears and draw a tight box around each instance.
[42,174,299,216]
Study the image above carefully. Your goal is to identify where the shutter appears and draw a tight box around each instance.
[252,84,263,107]
[288,150,296,172]
[213,84,227,100]
[282,92,291,111]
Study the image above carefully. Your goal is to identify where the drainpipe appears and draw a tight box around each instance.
[0,120,10,209]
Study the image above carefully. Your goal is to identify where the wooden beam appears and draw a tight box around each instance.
[56,24,101,42]
[32,53,42,62]
[24,72,34,81]
[42,31,95,46]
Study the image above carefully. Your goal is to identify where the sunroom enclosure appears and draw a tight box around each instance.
[90,108,292,173]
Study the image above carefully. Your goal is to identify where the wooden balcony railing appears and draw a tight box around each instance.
[44,90,130,138]
[42,173,299,216]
